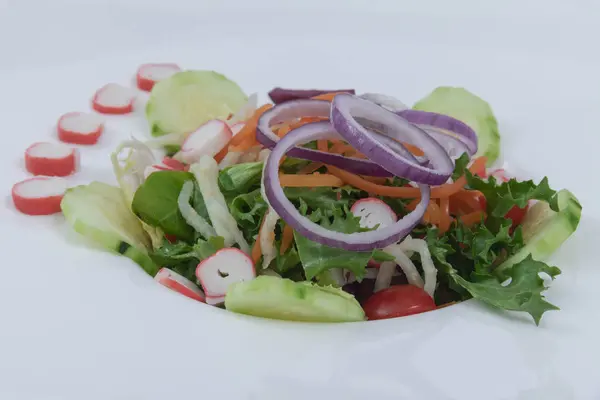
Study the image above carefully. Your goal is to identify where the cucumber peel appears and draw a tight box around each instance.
[497,189,581,273]
[61,182,159,276]
[225,276,365,322]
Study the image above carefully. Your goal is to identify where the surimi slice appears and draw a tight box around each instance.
[162,156,187,171]
[57,112,104,145]
[176,120,233,164]
[154,268,205,303]
[11,177,68,215]
[136,63,181,91]
[196,248,256,299]
[92,83,136,114]
[25,142,78,177]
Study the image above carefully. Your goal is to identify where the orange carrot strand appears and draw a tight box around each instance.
[280,225,294,255]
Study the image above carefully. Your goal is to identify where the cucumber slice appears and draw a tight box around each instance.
[413,86,501,165]
[61,182,159,276]
[146,70,247,137]
[498,189,582,272]
[225,276,365,322]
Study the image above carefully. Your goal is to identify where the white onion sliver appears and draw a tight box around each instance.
[190,157,250,253]
[218,151,243,169]
[177,180,216,239]
[359,92,408,112]
[374,261,397,292]
[260,207,280,270]
[399,236,437,298]
[383,244,424,288]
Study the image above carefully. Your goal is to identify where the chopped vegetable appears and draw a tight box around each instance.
[92,83,136,114]
[363,285,436,320]
[175,119,233,164]
[57,112,104,145]
[12,177,67,215]
[146,70,247,137]
[225,276,365,322]
[61,182,158,275]
[24,142,78,177]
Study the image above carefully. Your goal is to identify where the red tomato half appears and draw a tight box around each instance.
[505,203,529,228]
[363,285,436,320]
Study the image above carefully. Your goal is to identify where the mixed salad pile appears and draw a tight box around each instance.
[11,66,582,325]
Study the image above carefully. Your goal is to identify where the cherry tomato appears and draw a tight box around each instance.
[363,285,436,320]
[505,203,529,228]
[165,234,178,244]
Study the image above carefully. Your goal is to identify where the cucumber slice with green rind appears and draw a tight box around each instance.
[498,189,581,272]
[61,182,159,276]
[225,276,365,322]
[146,70,248,137]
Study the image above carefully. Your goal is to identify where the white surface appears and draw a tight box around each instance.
[1,1,599,399]
[27,142,73,159]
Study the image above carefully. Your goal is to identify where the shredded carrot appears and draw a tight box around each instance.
[277,125,291,138]
[361,176,388,185]
[403,143,424,157]
[317,139,328,152]
[280,225,294,255]
[228,104,272,150]
[251,237,262,264]
[438,197,451,234]
[214,146,228,163]
[326,157,487,199]
[458,211,486,227]
[279,173,344,187]
[297,162,324,175]
[405,198,420,211]
[311,92,347,101]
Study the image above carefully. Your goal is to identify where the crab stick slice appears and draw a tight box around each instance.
[57,112,104,145]
[143,164,172,179]
[136,63,181,91]
[162,156,187,171]
[92,83,136,114]
[11,177,68,215]
[25,142,78,177]
[176,120,233,164]
[154,268,205,302]
[195,248,256,299]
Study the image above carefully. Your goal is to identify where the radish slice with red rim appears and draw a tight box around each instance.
[155,268,205,303]
[195,248,256,298]
[25,142,78,177]
[57,112,104,145]
[162,156,187,171]
[330,94,453,185]
[136,63,181,91]
[92,83,136,114]
[263,121,430,251]
[11,177,68,215]
[176,120,233,164]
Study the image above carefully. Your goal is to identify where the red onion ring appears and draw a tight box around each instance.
[331,94,454,185]
[263,122,430,251]
[268,87,355,104]
[398,109,478,155]
[256,99,394,177]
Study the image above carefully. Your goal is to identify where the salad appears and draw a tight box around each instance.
[11,67,581,325]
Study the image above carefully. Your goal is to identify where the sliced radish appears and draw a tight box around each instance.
[195,248,256,298]
[229,122,245,136]
[57,112,104,145]
[136,63,181,91]
[25,142,78,177]
[351,198,398,267]
[92,83,136,114]
[176,120,233,164]
[155,268,205,302]
[162,156,187,171]
[11,177,68,215]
